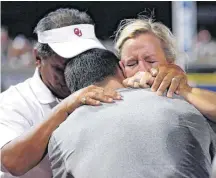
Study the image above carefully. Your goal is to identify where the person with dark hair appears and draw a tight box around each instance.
[0,8,120,178]
[64,49,121,93]
[48,48,215,178]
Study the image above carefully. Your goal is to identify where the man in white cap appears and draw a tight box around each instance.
[0,8,120,178]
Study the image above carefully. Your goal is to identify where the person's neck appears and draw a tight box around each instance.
[95,76,125,91]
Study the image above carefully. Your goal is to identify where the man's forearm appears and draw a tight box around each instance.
[180,87,216,121]
[1,105,68,176]
[0,85,114,176]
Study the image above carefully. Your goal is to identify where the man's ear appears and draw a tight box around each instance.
[119,60,127,78]
[33,48,42,67]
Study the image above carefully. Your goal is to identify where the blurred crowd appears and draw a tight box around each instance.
[191,29,216,68]
[1,27,35,69]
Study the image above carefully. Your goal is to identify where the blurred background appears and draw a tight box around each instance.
[1,1,216,92]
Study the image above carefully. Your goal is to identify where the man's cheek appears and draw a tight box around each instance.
[53,74,63,84]
[58,75,67,85]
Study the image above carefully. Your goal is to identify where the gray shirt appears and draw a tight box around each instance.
[48,88,215,178]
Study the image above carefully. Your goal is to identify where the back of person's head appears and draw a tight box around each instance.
[64,48,119,92]
[34,8,93,58]
[114,17,177,63]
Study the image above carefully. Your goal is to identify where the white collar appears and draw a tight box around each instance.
[30,68,57,104]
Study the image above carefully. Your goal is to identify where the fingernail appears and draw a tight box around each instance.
[167,93,172,98]
[116,95,122,100]
[108,98,113,102]
[157,91,163,96]
[151,87,156,92]
[134,83,139,88]
[96,101,101,104]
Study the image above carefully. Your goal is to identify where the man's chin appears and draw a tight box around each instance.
[52,88,71,99]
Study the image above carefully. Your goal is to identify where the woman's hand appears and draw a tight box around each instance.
[62,85,122,115]
[123,71,154,88]
[122,64,189,98]
[150,64,188,97]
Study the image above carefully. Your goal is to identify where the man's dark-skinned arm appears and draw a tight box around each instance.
[1,99,72,176]
[1,85,120,176]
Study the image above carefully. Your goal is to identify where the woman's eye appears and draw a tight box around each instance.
[147,61,156,64]
[127,62,138,67]
[145,57,157,64]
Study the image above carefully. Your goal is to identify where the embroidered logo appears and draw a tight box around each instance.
[74,28,82,37]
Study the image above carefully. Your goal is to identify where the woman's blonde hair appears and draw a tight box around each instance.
[114,17,178,62]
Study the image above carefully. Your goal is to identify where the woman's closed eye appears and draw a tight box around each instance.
[144,56,157,64]
[126,61,138,67]
[146,61,156,64]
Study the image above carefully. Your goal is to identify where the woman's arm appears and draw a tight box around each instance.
[179,86,216,122]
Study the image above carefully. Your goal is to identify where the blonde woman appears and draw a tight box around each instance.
[114,17,216,122]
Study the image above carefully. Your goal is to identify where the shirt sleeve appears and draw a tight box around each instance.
[208,120,216,160]
[48,134,68,178]
[0,105,32,149]
[48,114,80,178]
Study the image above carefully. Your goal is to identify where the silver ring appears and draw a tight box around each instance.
[81,97,87,104]
[172,77,178,82]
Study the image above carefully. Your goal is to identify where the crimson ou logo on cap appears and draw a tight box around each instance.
[74,28,82,37]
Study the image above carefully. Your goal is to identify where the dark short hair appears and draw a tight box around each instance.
[64,48,119,92]
[34,8,94,58]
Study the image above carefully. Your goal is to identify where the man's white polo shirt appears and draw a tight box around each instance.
[0,68,60,178]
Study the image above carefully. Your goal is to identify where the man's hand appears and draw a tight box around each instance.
[123,64,190,98]
[62,85,122,115]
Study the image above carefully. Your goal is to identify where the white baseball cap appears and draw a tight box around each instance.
[37,24,106,58]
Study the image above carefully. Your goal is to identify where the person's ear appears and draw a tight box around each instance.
[33,48,42,67]
[119,60,127,78]
[168,58,174,64]
[116,66,126,80]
